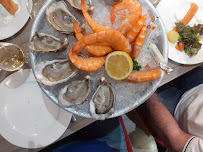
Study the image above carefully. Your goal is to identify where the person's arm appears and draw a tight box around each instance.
[135,93,193,152]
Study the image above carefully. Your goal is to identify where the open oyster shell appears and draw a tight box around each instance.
[90,77,115,120]
[29,32,69,52]
[66,0,94,14]
[58,75,91,107]
[35,59,77,86]
[46,1,78,34]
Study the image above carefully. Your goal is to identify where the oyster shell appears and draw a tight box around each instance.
[90,77,115,120]
[35,59,77,86]
[58,75,91,107]
[29,32,68,52]
[46,1,78,34]
[66,0,94,14]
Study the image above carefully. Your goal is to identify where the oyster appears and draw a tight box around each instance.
[58,75,91,107]
[35,59,77,86]
[66,0,94,14]
[90,77,115,120]
[29,32,68,52]
[46,1,78,34]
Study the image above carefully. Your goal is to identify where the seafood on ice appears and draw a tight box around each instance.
[31,0,169,119]
[68,0,164,83]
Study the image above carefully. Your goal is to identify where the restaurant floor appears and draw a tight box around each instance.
[40,65,202,152]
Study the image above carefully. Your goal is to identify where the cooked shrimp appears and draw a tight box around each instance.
[74,21,84,40]
[126,68,163,83]
[72,30,132,55]
[126,15,147,42]
[117,11,142,35]
[110,0,142,35]
[85,45,112,56]
[81,0,112,32]
[0,0,19,15]
[68,49,106,72]
[74,21,112,56]
[132,25,147,58]
[110,0,142,24]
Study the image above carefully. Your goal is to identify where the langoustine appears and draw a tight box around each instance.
[74,21,112,56]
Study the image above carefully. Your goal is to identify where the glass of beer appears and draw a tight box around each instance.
[0,43,25,71]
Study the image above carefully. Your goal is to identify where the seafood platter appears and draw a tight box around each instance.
[29,0,168,120]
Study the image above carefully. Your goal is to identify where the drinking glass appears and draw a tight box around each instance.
[0,43,25,71]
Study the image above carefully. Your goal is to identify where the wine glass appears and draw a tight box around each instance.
[0,43,25,72]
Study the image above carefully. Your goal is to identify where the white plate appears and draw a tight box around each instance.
[0,0,31,40]
[157,0,203,65]
[0,69,72,148]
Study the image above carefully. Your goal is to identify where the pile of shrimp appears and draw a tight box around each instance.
[68,0,163,83]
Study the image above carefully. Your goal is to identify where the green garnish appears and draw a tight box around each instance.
[132,57,141,71]
[175,22,202,56]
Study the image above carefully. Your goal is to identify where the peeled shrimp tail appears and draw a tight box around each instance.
[73,21,84,40]
[126,68,163,83]
[72,30,132,55]
[81,0,112,32]
[0,0,19,15]
[132,25,147,59]
[74,21,112,56]
[126,15,147,43]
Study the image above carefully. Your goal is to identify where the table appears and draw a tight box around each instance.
[0,0,201,151]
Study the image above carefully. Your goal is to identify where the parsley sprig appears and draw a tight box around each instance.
[131,57,141,71]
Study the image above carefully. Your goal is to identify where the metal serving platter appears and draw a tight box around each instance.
[30,0,168,119]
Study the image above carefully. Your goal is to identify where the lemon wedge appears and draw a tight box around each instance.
[105,51,133,80]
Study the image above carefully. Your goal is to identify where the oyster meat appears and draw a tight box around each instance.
[58,75,91,107]
[46,1,78,34]
[29,32,68,52]
[66,0,94,14]
[35,59,77,86]
[90,77,115,120]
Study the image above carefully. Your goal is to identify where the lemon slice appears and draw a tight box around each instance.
[105,51,133,80]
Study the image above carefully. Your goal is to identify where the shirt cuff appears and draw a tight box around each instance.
[182,136,196,152]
